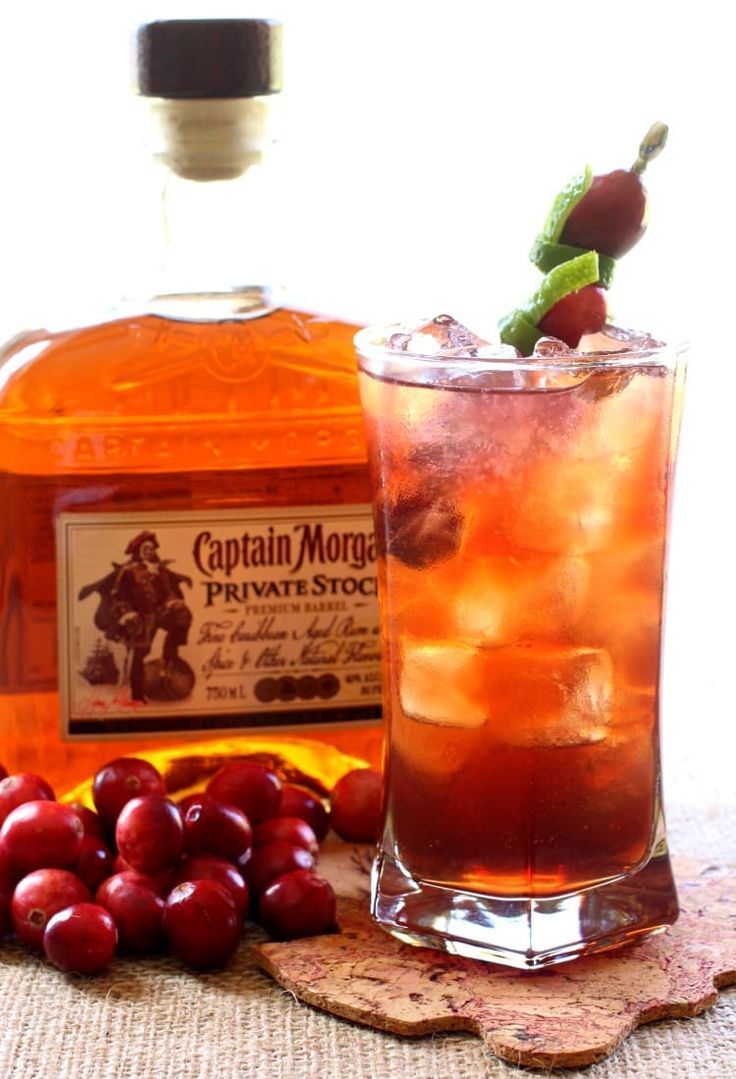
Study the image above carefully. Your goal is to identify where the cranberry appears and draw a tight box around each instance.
[233,847,253,877]
[0,763,6,781]
[43,903,117,975]
[246,840,315,898]
[163,880,240,970]
[96,873,165,954]
[0,773,55,827]
[67,803,105,840]
[253,817,319,857]
[381,490,464,569]
[112,854,128,874]
[12,868,90,950]
[115,796,184,876]
[1,801,84,875]
[74,836,114,892]
[330,769,383,843]
[175,792,209,815]
[183,799,253,863]
[259,870,337,940]
[1,884,11,938]
[0,842,17,891]
[93,757,166,828]
[560,169,647,259]
[111,855,171,897]
[275,785,330,842]
[172,855,249,918]
[1,833,16,930]
[537,284,608,349]
[206,763,281,824]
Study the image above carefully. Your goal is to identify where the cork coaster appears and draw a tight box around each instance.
[251,843,736,1070]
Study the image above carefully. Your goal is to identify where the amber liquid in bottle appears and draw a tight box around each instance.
[0,303,383,798]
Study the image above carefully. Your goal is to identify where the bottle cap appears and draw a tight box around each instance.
[135,19,282,99]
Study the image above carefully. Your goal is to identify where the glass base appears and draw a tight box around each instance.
[371,843,679,970]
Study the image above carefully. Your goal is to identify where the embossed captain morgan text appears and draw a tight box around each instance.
[56,506,381,738]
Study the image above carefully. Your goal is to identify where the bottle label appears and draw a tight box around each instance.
[56,505,381,739]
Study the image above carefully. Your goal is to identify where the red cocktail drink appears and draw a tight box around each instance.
[358,320,684,967]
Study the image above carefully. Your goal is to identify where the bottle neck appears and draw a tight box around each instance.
[143,97,281,321]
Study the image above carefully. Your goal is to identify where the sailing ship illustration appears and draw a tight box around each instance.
[80,639,120,686]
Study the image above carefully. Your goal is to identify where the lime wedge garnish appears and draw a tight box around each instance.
[498,310,542,354]
[530,237,616,289]
[498,251,600,354]
[541,165,593,243]
[522,250,600,325]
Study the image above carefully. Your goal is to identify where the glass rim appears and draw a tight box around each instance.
[354,323,687,375]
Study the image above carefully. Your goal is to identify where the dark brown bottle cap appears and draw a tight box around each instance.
[135,19,282,99]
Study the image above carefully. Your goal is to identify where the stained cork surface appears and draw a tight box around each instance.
[251,844,736,1070]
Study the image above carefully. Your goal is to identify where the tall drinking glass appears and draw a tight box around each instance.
[356,323,685,968]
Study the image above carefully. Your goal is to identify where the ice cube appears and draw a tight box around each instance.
[519,555,590,639]
[582,543,665,692]
[472,343,523,360]
[576,363,664,457]
[483,645,613,747]
[386,331,414,350]
[584,583,661,692]
[398,641,489,729]
[502,457,618,555]
[589,538,663,597]
[578,324,664,355]
[548,325,667,401]
[387,314,491,358]
[523,335,600,394]
[451,554,590,647]
[397,640,612,745]
[452,559,513,645]
[382,488,463,568]
[382,556,459,640]
[532,336,574,358]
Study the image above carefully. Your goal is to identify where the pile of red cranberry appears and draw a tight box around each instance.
[0,758,381,976]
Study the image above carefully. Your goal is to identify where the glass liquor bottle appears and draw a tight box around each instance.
[0,19,382,799]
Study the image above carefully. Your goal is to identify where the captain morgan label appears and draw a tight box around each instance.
[56,505,381,739]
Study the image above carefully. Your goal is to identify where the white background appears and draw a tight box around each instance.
[0,1,733,801]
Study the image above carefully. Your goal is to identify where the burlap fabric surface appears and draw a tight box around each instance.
[1,770,733,1078]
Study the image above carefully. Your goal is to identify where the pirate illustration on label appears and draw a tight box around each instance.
[78,531,195,703]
